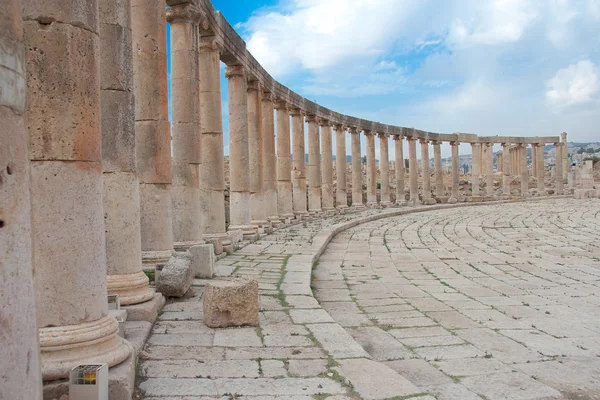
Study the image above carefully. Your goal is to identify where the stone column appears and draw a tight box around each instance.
[519,144,529,197]
[448,141,460,203]
[307,114,322,215]
[102,0,154,304]
[561,132,568,182]
[485,143,494,197]
[291,108,308,218]
[433,141,444,200]
[275,99,294,223]
[261,91,281,227]
[379,133,391,206]
[169,4,204,251]
[365,131,377,207]
[132,0,173,268]
[420,138,434,204]
[24,0,131,380]
[394,135,406,204]
[555,142,564,194]
[247,80,269,231]
[531,145,538,178]
[335,125,348,209]
[1,1,42,395]
[535,143,545,194]
[350,127,364,208]
[471,143,481,197]
[502,143,511,197]
[407,137,420,205]
[320,119,335,213]
[497,150,503,173]
[199,36,230,246]
[226,65,255,239]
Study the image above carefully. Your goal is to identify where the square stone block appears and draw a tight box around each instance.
[203,279,259,328]
[190,244,214,279]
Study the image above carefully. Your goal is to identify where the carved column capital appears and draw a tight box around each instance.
[392,134,403,141]
[348,126,359,134]
[166,3,205,24]
[199,36,223,53]
[288,107,303,116]
[305,114,317,123]
[261,90,275,103]
[273,99,288,111]
[247,79,259,92]
[225,64,245,79]
[318,118,332,127]
[377,132,389,140]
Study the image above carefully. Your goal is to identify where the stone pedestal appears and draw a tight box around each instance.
[335,125,348,209]
[350,128,365,208]
[262,92,281,227]
[227,65,256,239]
[448,141,460,203]
[291,108,309,218]
[24,0,131,380]
[307,115,322,214]
[0,2,43,396]
[274,100,294,222]
[366,132,377,207]
[394,135,406,204]
[407,136,420,205]
[320,120,335,212]
[203,279,259,328]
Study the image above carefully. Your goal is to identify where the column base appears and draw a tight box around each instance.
[203,233,233,253]
[447,197,458,204]
[279,213,295,225]
[308,209,322,218]
[40,315,132,381]
[229,224,258,241]
[366,202,380,209]
[252,219,271,235]
[423,198,437,205]
[142,249,174,271]
[469,195,485,203]
[380,200,393,208]
[173,240,205,252]
[408,198,422,206]
[268,216,284,229]
[107,271,155,306]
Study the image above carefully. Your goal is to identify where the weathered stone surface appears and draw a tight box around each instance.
[156,252,194,298]
[203,279,259,328]
[190,244,215,278]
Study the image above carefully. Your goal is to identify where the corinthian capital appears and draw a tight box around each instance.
[166,3,204,24]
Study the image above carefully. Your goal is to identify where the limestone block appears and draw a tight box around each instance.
[156,252,194,298]
[203,279,259,328]
[101,90,136,172]
[136,120,172,183]
[204,237,223,255]
[190,244,215,279]
[228,229,243,244]
[23,0,99,33]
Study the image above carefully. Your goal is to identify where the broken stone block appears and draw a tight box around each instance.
[190,244,214,279]
[156,252,193,298]
[204,237,223,255]
[203,279,259,328]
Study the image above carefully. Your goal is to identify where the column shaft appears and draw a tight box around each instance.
[536,144,545,193]
[102,0,153,304]
[561,132,568,182]
[261,92,280,225]
[433,141,444,199]
[394,136,405,204]
[379,134,391,205]
[448,142,460,203]
[291,108,308,217]
[0,0,42,395]
[486,143,494,197]
[307,115,322,213]
[471,143,480,197]
[502,143,511,197]
[366,132,377,206]
[335,125,348,208]
[320,120,335,211]
[350,128,364,207]
[532,145,538,177]
[520,145,529,197]
[169,4,204,251]
[226,65,254,238]
[25,0,130,379]
[497,151,503,173]
[555,143,564,194]
[275,100,294,221]
[408,137,419,204]
[247,80,268,229]
[420,139,432,202]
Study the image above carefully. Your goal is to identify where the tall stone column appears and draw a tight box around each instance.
[169,4,204,251]
[407,137,419,205]
[199,36,230,245]
[561,132,568,182]
[497,151,503,173]
[420,139,434,204]
[535,143,545,194]
[247,80,269,231]
[320,119,335,212]
[365,131,377,207]
[502,143,511,197]
[555,142,564,194]
[24,0,131,379]
[471,143,480,197]
[350,127,364,208]
[335,125,348,209]
[291,108,308,218]
[433,141,444,200]
[102,0,153,304]
[394,135,406,204]
[519,144,529,197]
[448,141,460,203]
[531,145,538,178]
[275,100,294,223]
[0,1,42,395]
[485,143,494,197]
[307,114,322,214]
[379,133,391,206]
[226,65,255,239]
[262,91,280,226]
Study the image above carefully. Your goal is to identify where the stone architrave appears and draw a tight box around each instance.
[485,143,494,197]
[379,133,392,206]
[335,125,348,209]
[502,143,511,197]
[169,3,205,251]
[24,0,131,379]
[0,0,43,396]
[226,65,255,239]
[320,119,335,213]
[261,90,281,227]
[432,140,444,200]
[102,0,154,304]
[448,141,460,203]
[555,142,564,194]
[407,135,420,205]
[535,143,545,194]
[350,127,365,208]
[520,144,529,197]
[291,108,308,218]
[471,143,481,197]
[275,100,294,223]
[307,114,322,214]
[365,131,377,207]
[394,135,405,204]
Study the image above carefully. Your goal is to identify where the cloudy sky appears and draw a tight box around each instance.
[207,0,600,158]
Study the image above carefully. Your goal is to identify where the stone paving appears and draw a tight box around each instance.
[136,198,600,400]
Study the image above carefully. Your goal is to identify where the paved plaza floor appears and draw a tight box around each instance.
[136,198,600,400]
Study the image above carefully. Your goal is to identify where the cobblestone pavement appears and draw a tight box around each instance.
[315,198,600,400]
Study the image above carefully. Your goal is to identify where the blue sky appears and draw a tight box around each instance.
[169,0,600,159]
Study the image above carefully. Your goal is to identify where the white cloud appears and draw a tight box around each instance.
[546,60,599,106]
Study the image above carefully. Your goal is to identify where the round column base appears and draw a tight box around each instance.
[40,315,132,381]
[142,249,174,271]
[268,216,284,229]
[173,240,205,252]
[107,271,155,306]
